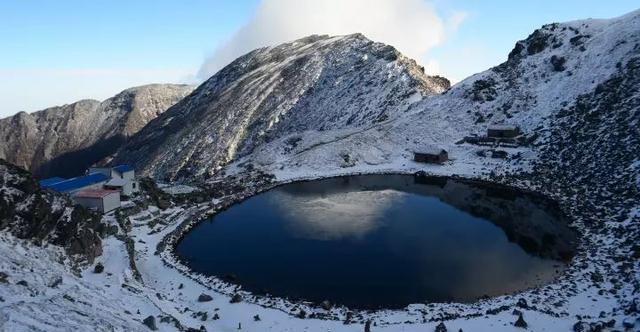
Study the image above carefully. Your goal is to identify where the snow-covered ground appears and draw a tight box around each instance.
[1,9,639,332]
[0,191,626,332]
[157,183,201,195]
[1,143,636,331]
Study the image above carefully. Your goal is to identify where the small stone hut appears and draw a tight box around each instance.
[487,125,520,138]
[414,148,448,164]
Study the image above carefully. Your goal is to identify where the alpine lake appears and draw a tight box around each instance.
[176,174,576,309]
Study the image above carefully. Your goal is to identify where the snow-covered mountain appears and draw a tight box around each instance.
[0,84,194,178]
[0,9,638,332]
[114,34,450,180]
[239,9,640,181]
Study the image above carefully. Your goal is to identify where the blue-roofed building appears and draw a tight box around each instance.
[47,173,110,194]
[88,164,139,195]
[90,164,134,180]
[37,164,139,214]
[113,164,134,174]
[39,177,67,188]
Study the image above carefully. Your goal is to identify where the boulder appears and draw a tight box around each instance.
[197,294,213,302]
[48,276,63,288]
[230,294,242,303]
[514,314,528,329]
[142,315,157,330]
[296,309,307,319]
[622,318,635,329]
[516,298,529,309]
[321,300,332,311]
[550,55,567,71]
[435,322,447,332]
[93,263,104,274]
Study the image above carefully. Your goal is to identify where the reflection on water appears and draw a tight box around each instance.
[177,175,576,309]
[270,189,403,240]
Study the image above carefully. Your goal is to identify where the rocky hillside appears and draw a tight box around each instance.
[0,9,638,332]
[114,34,450,180]
[222,10,639,327]
[239,9,640,179]
[0,159,105,262]
[0,84,194,178]
[422,8,640,139]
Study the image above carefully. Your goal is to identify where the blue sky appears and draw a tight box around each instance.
[0,0,637,117]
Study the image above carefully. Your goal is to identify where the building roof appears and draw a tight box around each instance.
[105,178,127,187]
[488,125,519,131]
[39,177,67,187]
[88,167,112,171]
[48,173,110,193]
[74,188,120,199]
[415,148,447,155]
[113,164,134,173]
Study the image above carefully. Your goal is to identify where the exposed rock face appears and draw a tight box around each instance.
[0,9,638,332]
[426,10,640,136]
[207,11,639,318]
[0,84,194,178]
[0,159,104,262]
[114,34,450,180]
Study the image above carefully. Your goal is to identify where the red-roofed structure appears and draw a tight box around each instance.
[73,189,121,213]
[75,188,120,198]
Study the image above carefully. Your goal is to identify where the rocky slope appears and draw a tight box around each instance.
[0,84,194,178]
[242,9,640,176]
[0,159,105,262]
[227,9,639,327]
[114,34,450,180]
[0,9,639,332]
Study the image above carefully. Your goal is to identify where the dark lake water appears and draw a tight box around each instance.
[176,175,576,309]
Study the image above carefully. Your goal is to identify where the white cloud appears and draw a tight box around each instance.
[423,59,442,76]
[446,10,469,33]
[199,0,465,79]
[270,189,405,240]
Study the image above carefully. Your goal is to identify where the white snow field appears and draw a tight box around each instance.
[1,9,640,332]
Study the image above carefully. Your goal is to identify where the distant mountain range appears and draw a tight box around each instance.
[1,10,638,187]
[0,84,194,178]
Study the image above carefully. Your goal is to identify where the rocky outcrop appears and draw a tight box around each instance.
[114,34,450,180]
[0,159,105,262]
[0,84,194,178]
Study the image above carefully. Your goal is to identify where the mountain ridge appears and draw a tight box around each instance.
[0,83,194,177]
[113,34,450,179]
[0,9,638,332]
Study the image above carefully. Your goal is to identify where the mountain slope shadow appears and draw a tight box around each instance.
[35,135,126,178]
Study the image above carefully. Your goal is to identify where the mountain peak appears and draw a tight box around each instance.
[115,36,450,179]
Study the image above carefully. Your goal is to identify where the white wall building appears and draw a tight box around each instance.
[73,189,121,214]
[104,178,137,197]
[88,164,139,196]
[42,164,138,213]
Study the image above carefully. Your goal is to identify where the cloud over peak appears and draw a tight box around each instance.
[198,0,462,79]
